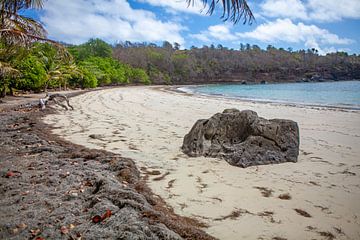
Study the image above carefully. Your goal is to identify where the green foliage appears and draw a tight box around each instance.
[172,53,188,60]
[15,55,47,91]
[148,50,164,61]
[79,66,98,88]
[3,37,359,95]
[77,56,150,86]
[70,38,113,61]
[80,57,125,85]
[31,42,58,68]
[130,68,150,84]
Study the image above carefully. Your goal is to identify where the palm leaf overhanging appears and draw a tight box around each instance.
[0,0,51,46]
[187,0,254,24]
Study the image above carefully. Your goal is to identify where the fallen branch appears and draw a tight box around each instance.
[39,93,74,110]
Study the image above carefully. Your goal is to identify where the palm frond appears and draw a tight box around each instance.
[0,61,20,78]
[1,28,51,45]
[1,0,48,46]
[186,0,254,24]
[1,0,43,14]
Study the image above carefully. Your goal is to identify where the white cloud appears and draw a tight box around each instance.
[207,25,238,41]
[238,18,353,54]
[260,0,360,22]
[307,0,360,22]
[189,24,237,42]
[260,0,308,20]
[41,0,185,45]
[190,33,211,42]
[137,0,207,15]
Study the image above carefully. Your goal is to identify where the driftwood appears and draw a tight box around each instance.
[39,93,74,110]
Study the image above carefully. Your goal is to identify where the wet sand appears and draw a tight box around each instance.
[44,86,360,240]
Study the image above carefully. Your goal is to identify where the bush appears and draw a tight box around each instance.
[15,55,47,91]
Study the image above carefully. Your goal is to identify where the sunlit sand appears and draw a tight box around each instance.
[44,86,360,240]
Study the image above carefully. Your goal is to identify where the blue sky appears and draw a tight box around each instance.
[25,0,360,54]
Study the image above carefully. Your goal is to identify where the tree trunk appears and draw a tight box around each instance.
[0,86,6,98]
[9,86,13,96]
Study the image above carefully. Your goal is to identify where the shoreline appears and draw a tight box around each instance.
[167,80,360,111]
[0,91,214,240]
[44,86,360,240]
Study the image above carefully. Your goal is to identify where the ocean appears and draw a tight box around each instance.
[179,80,360,109]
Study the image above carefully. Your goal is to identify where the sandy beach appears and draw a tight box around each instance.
[44,86,360,240]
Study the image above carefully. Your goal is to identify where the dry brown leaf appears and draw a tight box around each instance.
[30,228,41,236]
[5,171,15,178]
[60,225,69,234]
[101,209,112,221]
[17,223,27,229]
[92,215,102,223]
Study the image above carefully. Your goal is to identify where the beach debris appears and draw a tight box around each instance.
[166,179,176,189]
[318,231,335,240]
[4,170,21,178]
[254,186,274,197]
[182,109,299,167]
[214,208,252,221]
[92,210,112,223]
[272,237,287,240]
[30,228,41,236]
[60,225,69,235]
[92,215,102,223]
[89,134,105,140]
[5,171,15,177]
[152,171,170,181]
[278,193,292,200]
[294,208,312,218]
[39,93,74,110]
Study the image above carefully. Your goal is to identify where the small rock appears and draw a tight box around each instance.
[89,134,105,140]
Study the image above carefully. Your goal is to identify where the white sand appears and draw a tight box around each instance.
[44,86,360,240]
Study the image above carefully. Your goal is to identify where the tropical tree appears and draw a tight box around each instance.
[0,0,49,45]
[0,0,75,96]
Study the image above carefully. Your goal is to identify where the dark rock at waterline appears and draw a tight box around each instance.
[182,109,299,167]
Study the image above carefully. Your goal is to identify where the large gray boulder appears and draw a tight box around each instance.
[182,109,299,167]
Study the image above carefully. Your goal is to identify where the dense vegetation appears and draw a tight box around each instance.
[0,39,150,96]
[114,42,360,84]
[1,38,360,96]
[0,0,256,97]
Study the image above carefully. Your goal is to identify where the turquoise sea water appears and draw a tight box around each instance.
[179,80,360,109]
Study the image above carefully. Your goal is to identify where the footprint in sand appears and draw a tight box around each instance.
[196,176,208,193]
[254,186,274,197]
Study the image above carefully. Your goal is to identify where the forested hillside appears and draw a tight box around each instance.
[114,41,360,84]
[1,38,360,96]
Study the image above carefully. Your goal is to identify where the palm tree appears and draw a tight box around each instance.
[0,0,51,45]
[0,0,70,96]
[187,0,254,24]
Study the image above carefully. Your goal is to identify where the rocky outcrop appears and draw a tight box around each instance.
[182,109,299,167]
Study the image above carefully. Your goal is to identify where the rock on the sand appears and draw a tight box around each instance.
[182,109,299,167]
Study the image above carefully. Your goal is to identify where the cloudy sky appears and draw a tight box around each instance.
[26,0,360,54]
